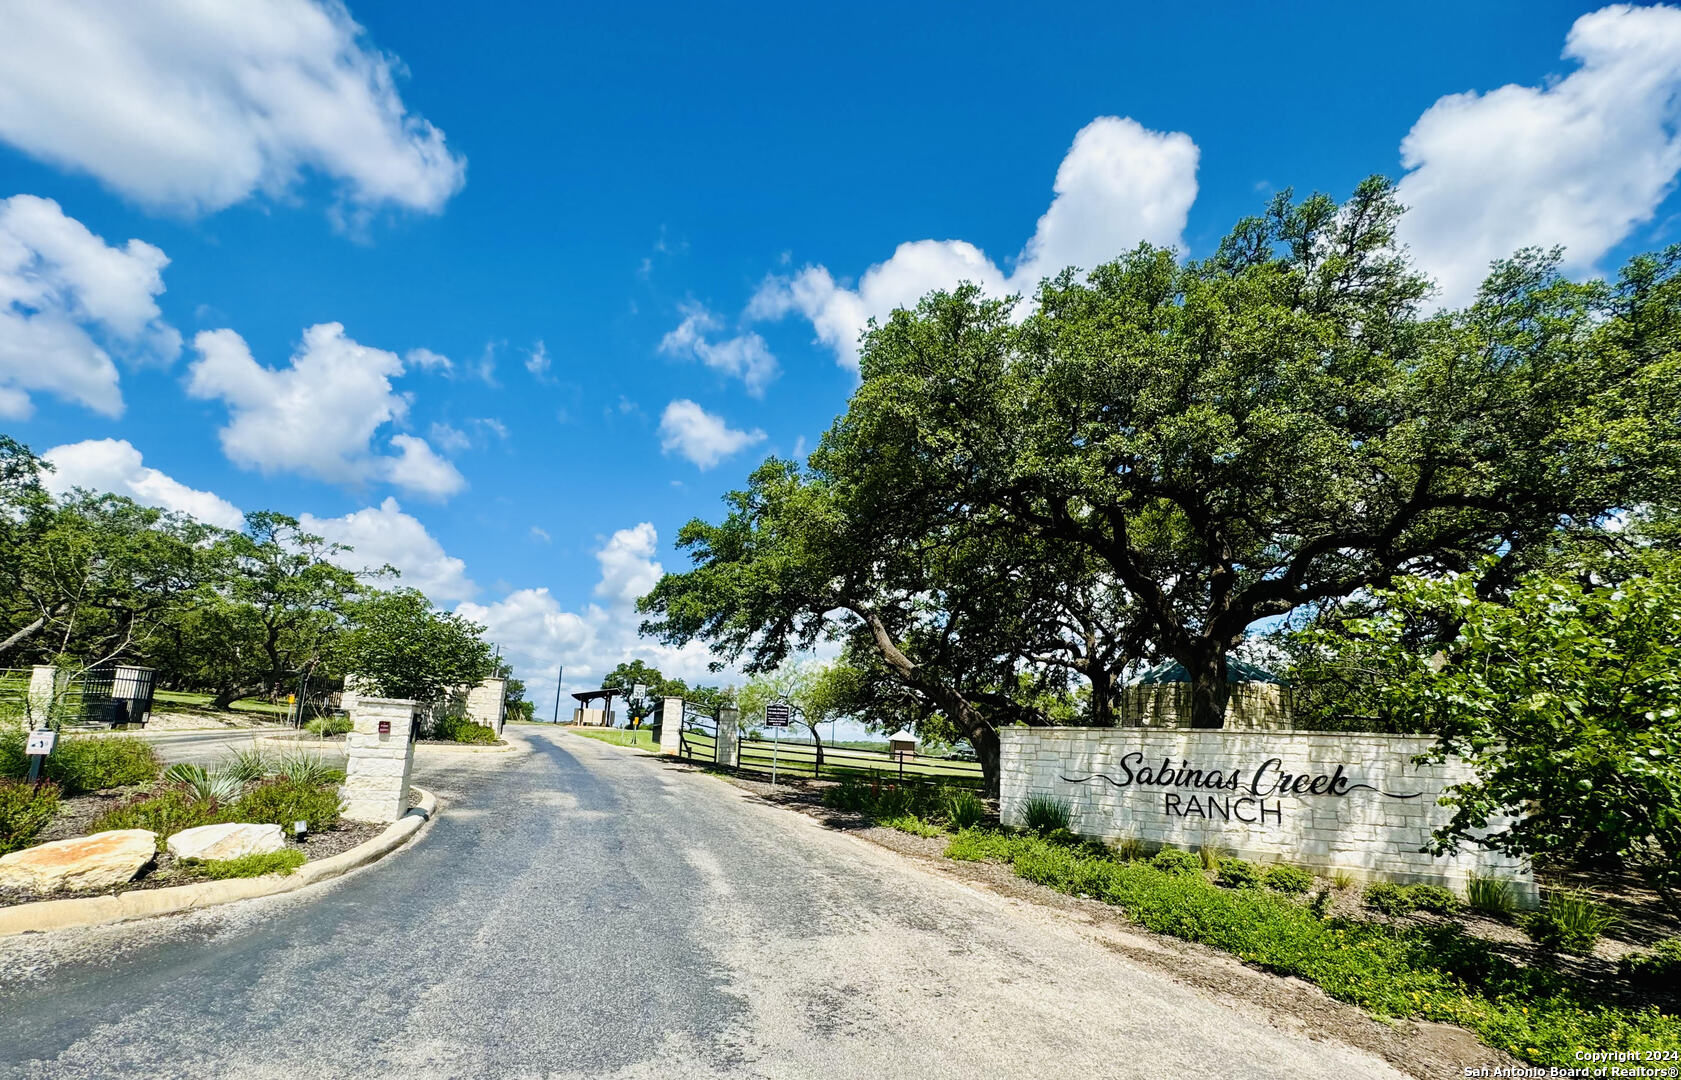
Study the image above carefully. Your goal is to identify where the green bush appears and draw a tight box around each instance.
[187,848,306,879]
[881,814,942,838]
[91,789,224,849]
[39,735,161,794]
[1020,795,1072,834]
[1217,858,1262,889]
[304,715,352,737]
[1467,874,1517,920]
[229,778,342,832]
[943,827,1681,1067]
[1263,864,1315,895]
[1151,847,1202,875]
[1199,843,1224,872]
[942,789,986,830]
[0,779,61,854]
[1523,891,1617,956]
[427,714,498,744]
[1408,885,1464,916]
[1111,835,1148,862]
[822,775,873,813]
[1618,937,1681,988]
[1366,881,1462,916]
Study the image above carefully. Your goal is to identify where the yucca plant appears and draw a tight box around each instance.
[219,747,268,783]
[274,752,336,786]
[162,762,208,786]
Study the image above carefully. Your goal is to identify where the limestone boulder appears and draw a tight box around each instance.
[165,822,286,862]
[0,829,156,894]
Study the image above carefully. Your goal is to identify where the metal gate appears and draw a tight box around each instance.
[677,701,719,764]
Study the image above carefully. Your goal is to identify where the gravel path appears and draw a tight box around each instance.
[0,728,1409,1080]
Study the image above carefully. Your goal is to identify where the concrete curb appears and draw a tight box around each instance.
[0,788,437,938]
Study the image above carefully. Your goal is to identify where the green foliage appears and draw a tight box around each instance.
[92,789,224,849]
[272,752,337,786]
[1523,891,1618,956]
[1217,858,1262,889]
[1198,843,1224,872]
[1364,882,1461,917]
[229,779,341,832]
[342,588,496,704]
[1111,835,1148,862]
[1467,875,1518,920]
[31,735,162,794]
[945,828,1681,1065]
[1330,870,1356,891]
[1263,864,1315,895]
[881,815,943,838]
[218,747,268,783]
[1020,795,1073,834]
[0,779,60,854]
[1151,848,1202,875]
[188,848,306,879]
[942,789,986,830]
[1407,885,1464,916]
[1328,560,1681,917]
[425,713,499,744]
[304,715,352,737]
[1618,937,1681,988]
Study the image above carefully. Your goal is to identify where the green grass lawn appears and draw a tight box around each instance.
[152,689,293,717]
[566,727,659,751]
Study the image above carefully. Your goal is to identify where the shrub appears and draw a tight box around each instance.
[881,814,943,838]
[1523,891,1617,956]
[1020,795,1072,834]
[187,848,306,879]
[1111,835,1148,862]
[1151,848,1202,875]
[1218,859,1262,889]
[41,735,160,793]
[219,747,268,783]
[823,775,872,814]
[230,778,342,832]
[1199,843,1224,871]
[943,789,986,830]
[1407,885,1463,916]
[427,713,498,744]
[1619,937,1681,988]
[273,752,336,786]
[1467,874,1517,920]
[1364,881,1415,916]
[304,715,352,737]
[91,789,224,849]
[0,779,60,854]
[1263,864,1315,895]
[1307,888,1333,919]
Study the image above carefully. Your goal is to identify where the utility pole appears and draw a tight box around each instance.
[552,665,564,724]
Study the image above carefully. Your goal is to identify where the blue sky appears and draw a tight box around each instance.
[3,0,1680,705]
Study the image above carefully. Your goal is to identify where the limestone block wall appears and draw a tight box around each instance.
[341,697,418,824]
[999,727,1534,902]
[464,678,507,733]
[658,698,684,755]
[1118,683,1293,730]
[715,705,740,768]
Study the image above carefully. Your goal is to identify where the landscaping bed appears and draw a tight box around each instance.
[709,768,1681,1072]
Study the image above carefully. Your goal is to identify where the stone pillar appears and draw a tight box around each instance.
[715,704,740,769]
[26,665,60,727]
[464,678,507,733]
[341,697,418,824]
[658,697,684,756]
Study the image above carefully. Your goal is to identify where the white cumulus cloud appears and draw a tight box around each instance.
[1396,3,1681,307]
[658,303,780,396]
[0,0,465,221]
[186,321,463,498]
[743,116,1199,370]
[658,399,766,470]
[0,194,180,418]
[41,438,245,529]
[300,497,476,605]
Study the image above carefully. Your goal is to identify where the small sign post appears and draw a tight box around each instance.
[25,728,56,783]
[764,700,793,784]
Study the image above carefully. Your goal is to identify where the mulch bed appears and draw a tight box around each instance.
[1,783,388,911]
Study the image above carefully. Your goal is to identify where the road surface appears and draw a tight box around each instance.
[0,728,1406,1079]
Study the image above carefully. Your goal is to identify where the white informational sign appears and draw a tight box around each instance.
[764,701,792,728]
[25,729,57,756]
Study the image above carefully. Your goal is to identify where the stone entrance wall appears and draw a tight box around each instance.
[999,726,1535,902]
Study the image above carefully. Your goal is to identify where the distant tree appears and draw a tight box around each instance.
[738,661,864,769]
[340,588,495,703]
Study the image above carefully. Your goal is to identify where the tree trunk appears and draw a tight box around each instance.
[805,721,825,771]
[212,683,264,711]
[1184,646,1231,730]
[969,722,1002,796]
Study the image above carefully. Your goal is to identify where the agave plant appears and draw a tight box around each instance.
[274,751,336,786]
[219,746,268,783]
[162,762,208,786]
[165,761,243,804]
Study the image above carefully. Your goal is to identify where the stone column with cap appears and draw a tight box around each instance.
[658,697,684,756]
[341,697,418,823]
[715,704,740,769]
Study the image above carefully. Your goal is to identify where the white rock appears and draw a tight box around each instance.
[165,822,286,862]
[0,829,156,893]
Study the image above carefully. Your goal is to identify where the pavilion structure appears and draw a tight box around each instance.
[571,688,621,727]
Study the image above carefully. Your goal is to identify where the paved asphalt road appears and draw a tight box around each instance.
[0,729,1407,1080]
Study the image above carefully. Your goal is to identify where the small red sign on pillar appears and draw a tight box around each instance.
[377,720,391,735]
